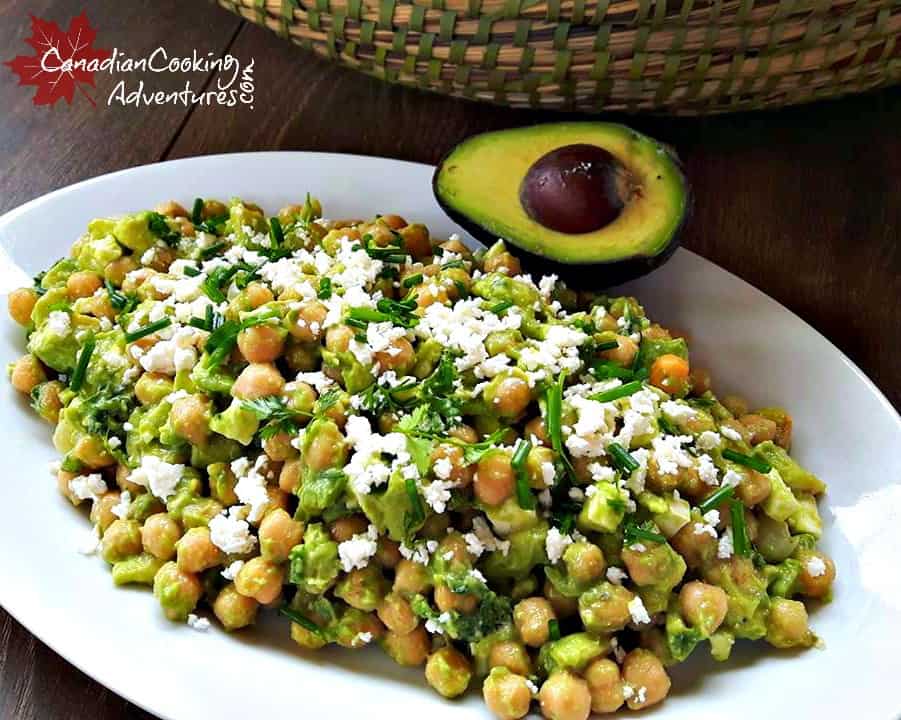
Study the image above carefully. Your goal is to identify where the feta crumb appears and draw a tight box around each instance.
[68,473,107,502]
[432,456,453,480]
[221,560,245,581]
[525,678,539,696]
[46,310,71,336]
[806,556,827,577]
[354,631,373,645]
[568,487,585,502]
[110,490,132,519]
[721,425,743,442]
[187,614,211,632]
[209,507,257,555]
[717,528,734,559]
[606,566,628,585]
[77,524,101,555]
[696,430,721,450]
[129,455,184,501]
[721,468,744,489]
[661,400,697,421]
[338,524,379,572]
[628,595,651,625]
[541,461,557,487]
[107,436,122,449]
[423,479,455,514]
[697,453,718,485]
[545,527,573,564]
[463,517,510,558]
[629,543,646,553]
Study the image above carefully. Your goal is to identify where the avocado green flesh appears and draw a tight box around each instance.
[434,122,689,265]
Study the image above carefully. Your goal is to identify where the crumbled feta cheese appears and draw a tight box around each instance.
[399,539,439,566]
[628,596,651,625]
[540,461,557,487]
[629,543,647,553]
[806,556,827,577]
[221,560,245,581]
[77,524,101,555]
[209,507,257,555]
[338,524,379,571]
[717,528,734,559]
[354,631,373,645]
[696,430,721,450]
[423,479,455,514]
[651,434,694,475]
[463,517,510,558]
[721,425,743,442]
[721,468,744,489]
[231,455,271,522]
[661,400,697,421]
[568,487,585,502]
[110,490,132,519]
[606,566,628,585]
[128,455,184,501]
[610,636,626,663]
[123,422,134,431]
[432,456,453,480]
[698,453,718,485]
[545,527,573,564]
[565,395,616,458]
[68,473,107,502]
[187,614,211,632]
[46,310,71,336]
[107,436,122,449]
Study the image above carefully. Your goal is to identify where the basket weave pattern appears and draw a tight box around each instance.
[219,0,901,113]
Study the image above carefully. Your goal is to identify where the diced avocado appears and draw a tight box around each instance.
[709,630,735,661]
[334,564,389,612]
[410,338,444,379]
[84,330,129,389]
[321,349,373,394]
[113,212,158,253]
[297,468,347,522]
[665,606,703,661]
[433,123,688,286]
[355,469,418,542]
[190,435,242,468]
[88,218,117,240]
[538,633,607,675]
[753,441,825,495]
[40,258,79,290]
[471,270,541,310]
[765,558,802,598]
[703,557,769,641]
[112,553,164,585]
[469,625,515,677]
[634,337,688,374]
[182,498,223,528]
[654,491,691,538]
[787,493,823,538]
[484,496,539,536]
[209,399,259,446]
[288,523,340,595]
[766,598,816,649]
[126,492,165,522]
[755,515,799,563]
[76,234,122,274]
[27,313,79,372]
[226,199,267,244]
[127,402,184,464]
[761,468,800,522]
[577,481,628,533]
[635,490,668,515]
[190,360,235,395]
[30,287,68,326]
[482,522,548,581]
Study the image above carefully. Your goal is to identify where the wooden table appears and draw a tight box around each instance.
[1,1,898,717]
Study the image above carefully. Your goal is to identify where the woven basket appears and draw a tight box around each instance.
[218,0,901,113]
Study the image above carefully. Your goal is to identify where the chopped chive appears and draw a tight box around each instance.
[124,317,171,343]
[201,266,240,303]
[69,335,95,392]
[591,380,643,403]
[104,279,130,311]
[546,372,565,455]
[347,307,390,323]
[441,259,465,270]
[404,476,425,531]
[402,273,423,288]
[199,242,226,260]
[607,442,639,474]
[595,340,620,352]
[384,253,408,264]
[191,198,203,225]
[269,217,284,248]
[590,361,634,381]
[722,448,772,474]
[344,318,368,330]
[205,304,215,330]
[558,513,575,535]
[318,277,332,299]
[188,317,209,331]
[354,333,367,343]
[511,438,535,510]
[183,265,201,277]
[624,521,665,545]
[698,484,735,514]
[730,499,751,556]
[490,300,514,315]
[279,607,323,636]
[548,619,561,641]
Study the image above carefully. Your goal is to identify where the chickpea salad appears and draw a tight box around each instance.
[7,197,835,719]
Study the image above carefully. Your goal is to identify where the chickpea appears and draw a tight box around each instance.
[235,324,284,363]
[375,537,402,569]
[584,658,625,714]
[766,598,814,648]
[66,270,103,299]
[371,337,413,373]
[90,491,121,533]
[325,324,354,353]
[176,527,224,573]
[622,542,684,587]
[735,469,771,506]
[578,582,634,633]
[489,375,532,417]
[259,508,304,563]
[278,458,302,494]
[670,522,718,570]
[10,354,46,394]
[563,542,606,586]
[679,581,728,635]
[134,372,173,405]
[289,301,328,342]
[116,463,142,495]
[722,394,749,418]
[539,671,592,720]
[262,431,297,462]
[447,424,479,444]
[690,367,712,396]
[483,668,533,720]
[231,362,285,400]
[524,416,550,446]
[739,413,778,445]
[329,515,368,543]
[72,435,114,469]
[544,579,579,618]
[484,251,521,276]
[393,559,432,596]
[104,256,139,286]
[335,611,385,648]
[797,551,836,599]
[170,395,210,446]
[599,335,638,367]
[439,238,472,258]
[435,533,471,568]
[397,223,430,259]
[430,444,474,487]
[100,519,143,564]
[377,592,418,635]
[213,582,259,631]
[425,646,472,698]
[263,486,290,519]
[435,583,478,614]
[155,200,188,218]
[304,424,342,472]
[381,626,430,667]
[513,597,556,647]
[621,649,670,710]
[235,557,285,604]
[202,199,227,219]
[142,513,182,561]
[8,287,37,326]
[489,640,531,676]
[153,561,203,621]
[649,354,690,396]
[475,450,515,506]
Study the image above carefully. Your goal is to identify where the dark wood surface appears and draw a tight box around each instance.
[0,1,898,718]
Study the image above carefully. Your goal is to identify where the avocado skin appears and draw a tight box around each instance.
[432,123,692,289]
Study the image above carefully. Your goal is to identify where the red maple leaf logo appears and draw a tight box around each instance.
[4,12,111,107]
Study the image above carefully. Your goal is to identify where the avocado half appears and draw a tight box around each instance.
[432,122,691,287]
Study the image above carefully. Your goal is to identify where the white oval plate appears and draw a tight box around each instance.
[1,153,899,720]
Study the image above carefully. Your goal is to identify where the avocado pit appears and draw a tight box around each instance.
[520,144,632,235]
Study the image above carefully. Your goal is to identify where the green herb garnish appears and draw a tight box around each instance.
[201,265,240,303]
[402,273,423,289]
[511,438,535,510]
[591,380,643,403]
[147,212,180,246]
[404,476,426,534]
[124,317,171,343]
[623,520,665,545]
[191,198,204,225]
[279,607,323,636]
[318,277,332,299]
[595,340,620,352]
[489,300,514,315]
[548,619,561,641]
[698,484,735,514]
[269,217,285,248]
[104,279,136,313]
[607,442,639,474]
[242,396,307,439]
[69,335,95,392]
[722,448,772,474]
[730,499,751,556]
